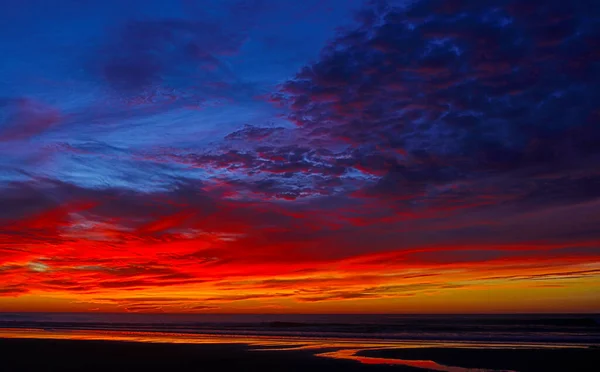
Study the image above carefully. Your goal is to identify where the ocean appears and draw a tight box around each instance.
[0,313,598,344]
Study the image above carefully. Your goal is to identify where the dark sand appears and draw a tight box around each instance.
[0,338,418,372]
[358,347,600,372]
[2,338,598,371]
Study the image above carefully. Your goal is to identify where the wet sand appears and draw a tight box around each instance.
[0,338,416,372]
[357,347,600,372]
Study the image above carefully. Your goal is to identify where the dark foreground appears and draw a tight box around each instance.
[0,338,412,372]
[1,338,599,372]
[358,347,600,372]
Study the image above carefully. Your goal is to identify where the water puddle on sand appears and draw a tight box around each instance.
[317,348,517,372]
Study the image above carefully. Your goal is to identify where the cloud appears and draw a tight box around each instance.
[0,98,62,141]
[93,18,247,93]
[225,124,285,141]
[0,285,29,296]
[0,0,599,313]
[274,0,600,212]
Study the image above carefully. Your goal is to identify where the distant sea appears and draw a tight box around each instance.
[1,313,598,344]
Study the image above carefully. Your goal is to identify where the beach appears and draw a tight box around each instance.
[357,346,600,372]
[1,332,598,372]
[0,313,598,371]
[0,338,414,372]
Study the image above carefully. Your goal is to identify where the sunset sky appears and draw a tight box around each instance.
[0,0,599,314]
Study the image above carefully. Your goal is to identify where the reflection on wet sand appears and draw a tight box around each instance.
[0,328,584,372]
[318,348,516,372]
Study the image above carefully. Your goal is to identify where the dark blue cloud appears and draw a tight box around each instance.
[275,0,600,211]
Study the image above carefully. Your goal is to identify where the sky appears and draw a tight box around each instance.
[0,0,599,314]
